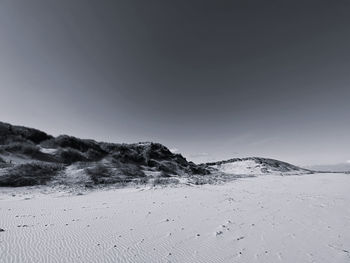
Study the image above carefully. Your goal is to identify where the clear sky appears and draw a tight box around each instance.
[1,0,350,166]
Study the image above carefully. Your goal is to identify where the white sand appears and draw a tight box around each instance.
[210,159,308,175]
[211,159,265,175]
[1,173,349,263]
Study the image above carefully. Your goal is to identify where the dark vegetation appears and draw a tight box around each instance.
[85,163,147,185]
[0,163,62,187]
[0,121,211,187]
[0,122,53,145]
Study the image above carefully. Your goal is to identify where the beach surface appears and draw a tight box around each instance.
[1,173,349,263]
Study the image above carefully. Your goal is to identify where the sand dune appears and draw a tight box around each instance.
[1,173,349,263]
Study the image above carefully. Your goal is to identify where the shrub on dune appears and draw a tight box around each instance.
[0,163,62,187]
[86,163,146,185]
[56,148,87,164]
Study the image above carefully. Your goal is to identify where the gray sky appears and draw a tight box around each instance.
[1,0,350,166]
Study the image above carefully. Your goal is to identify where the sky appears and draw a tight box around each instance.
[0,0,350,166]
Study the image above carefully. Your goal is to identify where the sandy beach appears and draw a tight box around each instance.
[1,173,349,263]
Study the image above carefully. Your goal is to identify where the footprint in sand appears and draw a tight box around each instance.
[216,231,223,236]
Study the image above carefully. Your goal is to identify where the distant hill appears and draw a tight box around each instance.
[206,157,312,175]
[305,163,350,173]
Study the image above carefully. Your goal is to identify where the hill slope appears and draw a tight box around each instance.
[0,121,209,187]
[0,121,314,187]
[206,157,312,175]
